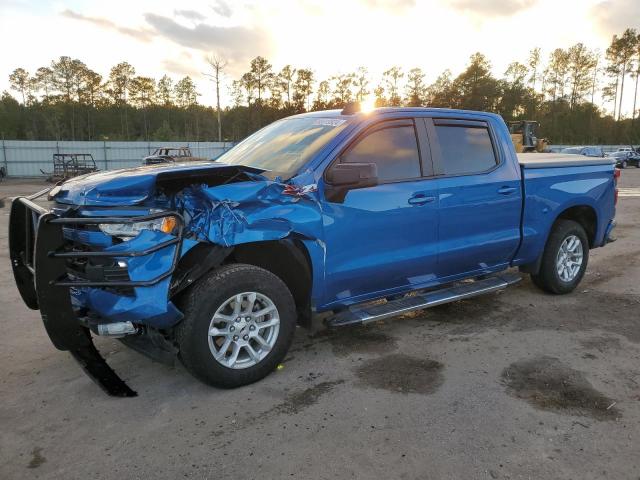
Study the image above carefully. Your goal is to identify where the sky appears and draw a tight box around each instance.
[0,0,639,115]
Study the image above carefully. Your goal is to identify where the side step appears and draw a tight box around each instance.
[327,273,521,327]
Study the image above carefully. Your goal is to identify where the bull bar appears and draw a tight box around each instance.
[9,191,185,397]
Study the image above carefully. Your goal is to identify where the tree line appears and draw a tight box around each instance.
[2,27,640,145]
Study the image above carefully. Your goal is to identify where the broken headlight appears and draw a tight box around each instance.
[99,215,177,241]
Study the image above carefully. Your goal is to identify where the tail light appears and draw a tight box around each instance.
[614,168,620,205]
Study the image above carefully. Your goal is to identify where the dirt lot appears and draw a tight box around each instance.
[1,173,639,479]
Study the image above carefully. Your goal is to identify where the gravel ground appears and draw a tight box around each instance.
[1,172,639,480]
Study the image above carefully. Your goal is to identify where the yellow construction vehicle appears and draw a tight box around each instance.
[508,120,549,153]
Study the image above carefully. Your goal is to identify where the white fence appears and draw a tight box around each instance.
[0,140,633,178]
[549,145,636,153]
[0,140,235,177]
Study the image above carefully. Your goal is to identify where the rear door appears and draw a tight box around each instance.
[426,117,522,279]
[320,118,439,305]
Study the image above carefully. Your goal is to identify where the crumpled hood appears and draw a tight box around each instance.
[52,162,266,206]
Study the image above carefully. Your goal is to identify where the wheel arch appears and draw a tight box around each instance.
[555,204,598,248]
[170,243,234,298]
[520,203,597,276]
[230,238,314,328]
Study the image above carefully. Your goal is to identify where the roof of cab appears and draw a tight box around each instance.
[289,107,504,122]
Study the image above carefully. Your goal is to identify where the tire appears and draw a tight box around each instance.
[175,263,297,388]
[530,219,589,294]
[621,160,627,169]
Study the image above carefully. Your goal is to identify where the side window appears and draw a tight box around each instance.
[342,123,421,182]
[434,125,497,175]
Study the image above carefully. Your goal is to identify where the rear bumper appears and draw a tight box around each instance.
[9,195,186,396]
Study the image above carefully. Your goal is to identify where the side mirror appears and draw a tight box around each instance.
[325,162,378,189]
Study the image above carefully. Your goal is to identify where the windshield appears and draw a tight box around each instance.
[218,117,349,179]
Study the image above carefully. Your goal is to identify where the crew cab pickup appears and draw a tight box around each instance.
[9,107,618,396]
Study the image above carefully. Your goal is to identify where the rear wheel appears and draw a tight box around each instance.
[621,160,628,169]
[176,264,296,388]
[530,219,589,294]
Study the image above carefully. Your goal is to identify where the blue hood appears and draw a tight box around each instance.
[52,162,266,206]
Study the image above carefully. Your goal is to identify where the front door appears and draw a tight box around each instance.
[319,118,440,307]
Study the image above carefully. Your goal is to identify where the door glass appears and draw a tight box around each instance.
[342,124,421,182]
[435,125,497,175]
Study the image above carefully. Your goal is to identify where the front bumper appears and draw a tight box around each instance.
[9,193,185,396]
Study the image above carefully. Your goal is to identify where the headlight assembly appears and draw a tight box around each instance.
[99,215,177,241]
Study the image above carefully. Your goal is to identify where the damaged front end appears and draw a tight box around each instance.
[10,163,322,396]
[10,198,189,397]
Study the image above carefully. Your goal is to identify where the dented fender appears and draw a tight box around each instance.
[174,179,323,246]
[170,177,328,308]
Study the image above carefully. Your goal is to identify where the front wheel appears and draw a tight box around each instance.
[531,219,589,294]
[176,264,297,388]
[621,160,628,169]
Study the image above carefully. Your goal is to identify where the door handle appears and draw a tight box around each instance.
[498,186,517,195]
[408,194,436,205]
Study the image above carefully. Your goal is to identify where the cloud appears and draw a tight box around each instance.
[61,9,152,42]
[591,0,640,37]
[144,13,270,63]
[447,0,537,17]
[360,0,415,10]
[174,9,206,22]
[211,0,233,18]
[162,52,202,78]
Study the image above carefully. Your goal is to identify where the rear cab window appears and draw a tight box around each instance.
[431,120,498,175]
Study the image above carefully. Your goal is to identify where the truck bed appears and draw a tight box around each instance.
[514,152,617,269]
[518,153,616,169]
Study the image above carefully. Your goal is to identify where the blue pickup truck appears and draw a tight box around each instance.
[10,107,618,396]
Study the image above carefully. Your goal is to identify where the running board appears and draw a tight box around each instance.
[327,273,521,327]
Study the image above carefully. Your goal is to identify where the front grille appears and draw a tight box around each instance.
[61,223,135,293]
[66,257,134,296]
[13,206,184,290]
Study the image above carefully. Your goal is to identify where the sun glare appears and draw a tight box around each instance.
[360,97,376,113]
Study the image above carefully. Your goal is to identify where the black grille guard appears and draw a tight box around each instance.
[9,191,184,397]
